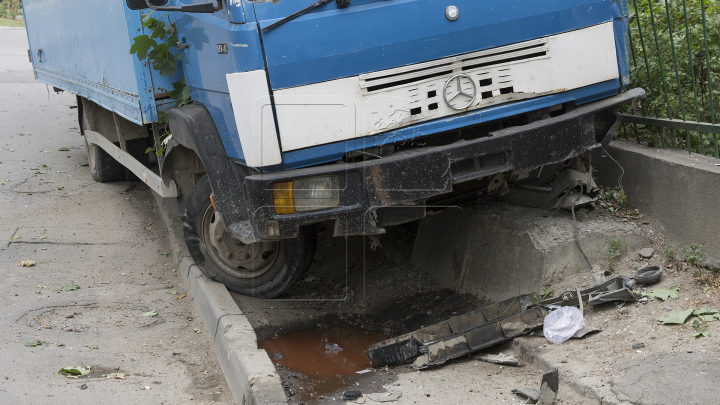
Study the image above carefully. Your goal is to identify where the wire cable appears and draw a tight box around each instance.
[572,183,593,270]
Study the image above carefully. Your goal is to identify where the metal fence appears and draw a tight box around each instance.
[621,0,720,157]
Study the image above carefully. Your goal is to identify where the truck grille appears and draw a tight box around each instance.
[360,38,549,93]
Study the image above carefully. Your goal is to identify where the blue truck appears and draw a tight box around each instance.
[23,0,644,298]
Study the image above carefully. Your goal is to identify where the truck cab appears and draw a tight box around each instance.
[23,0,644,298]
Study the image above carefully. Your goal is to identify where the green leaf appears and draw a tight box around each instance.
[142,311,158,317]
[699,314,720,322]
[170,77,192,107]
[24,340,42,347]
[194,328,202,334]
[129,35,156,60]
[160,251,170,256]
[152,56,177,77]
[691,332,711,338]
[57,284,80,291]
[158,110,169,125]
[643,287,680,301]
[59,366,90,376]
[657,308,694,325]
[57,148,70,152]
[693,306,718,316]
[145,147,155,155]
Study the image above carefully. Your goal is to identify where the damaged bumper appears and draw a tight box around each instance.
[243,88,645,239]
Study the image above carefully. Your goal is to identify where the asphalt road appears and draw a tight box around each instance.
[0,27,232,404]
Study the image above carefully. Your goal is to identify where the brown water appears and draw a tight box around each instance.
[259,326,388,402]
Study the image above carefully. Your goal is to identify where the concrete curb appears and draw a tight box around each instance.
[153,193,287,405]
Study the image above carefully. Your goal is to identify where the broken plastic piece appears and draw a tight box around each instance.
[367,390,401,402]
[366,294,533,367]
[512,388,540,401]
[476,352,523,367]
[538,369,559,405]
[513,369,558,405]
[325,340,344,352]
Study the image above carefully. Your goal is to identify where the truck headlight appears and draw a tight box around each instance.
[272,176,340,215]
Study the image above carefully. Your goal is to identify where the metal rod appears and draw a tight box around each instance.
[700,0,718,158]
[663,0,686,148]
[620,114,720,134]
[682,0,702,154]
[648,0,674,147]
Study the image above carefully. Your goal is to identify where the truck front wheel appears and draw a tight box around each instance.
[183,176,316,298]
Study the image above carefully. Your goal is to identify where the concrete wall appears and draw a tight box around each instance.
[595,139,720,258]
[412,203,650,302]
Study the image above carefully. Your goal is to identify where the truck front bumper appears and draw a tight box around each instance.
[243,88,645,239]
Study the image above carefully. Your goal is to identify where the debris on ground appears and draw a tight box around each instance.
[59,366,90,376]
[639,248,654,258]
[367,276,641,369]
[632,342,645,349]
[475,352,523,367]
[631,265,663,285]
[366,294,548,369]
[324,339,344,352]
[79,383,87,390]
[342,390,362,400]
[102,373,125,379]
[24,340,42,347]
[57,284,80,291]
[543,306,584,344]
[19,260,35,267]
[513,369,558,405]
[141,311,158,317]
[538,277,640,307]
[355,369,372,375]
[366,390,401,402]
[644,286,680,301]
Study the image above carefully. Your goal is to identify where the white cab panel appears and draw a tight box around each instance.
[226,70,282,167]
[274,22,619,152]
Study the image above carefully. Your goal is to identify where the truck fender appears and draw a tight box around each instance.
[168,103,250,225]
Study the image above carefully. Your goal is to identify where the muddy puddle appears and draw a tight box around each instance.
[259,326,388,402]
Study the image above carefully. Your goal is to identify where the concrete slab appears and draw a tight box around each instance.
[596,139,720,258]
[611,352,720,405]
[412,202,651,302]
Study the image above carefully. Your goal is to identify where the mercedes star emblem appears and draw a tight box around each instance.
[443,74,476,110]
[445,5,459,21]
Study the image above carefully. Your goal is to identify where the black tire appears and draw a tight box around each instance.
[183,176,317,298]
[80,106,123,183]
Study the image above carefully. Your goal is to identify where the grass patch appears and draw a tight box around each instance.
[0,17,24,27]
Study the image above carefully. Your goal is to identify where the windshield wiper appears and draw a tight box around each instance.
[262,0,349,33]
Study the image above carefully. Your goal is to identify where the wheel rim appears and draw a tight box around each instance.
[200,205,279,279]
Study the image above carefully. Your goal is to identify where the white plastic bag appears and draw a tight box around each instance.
[543,306,584,344]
